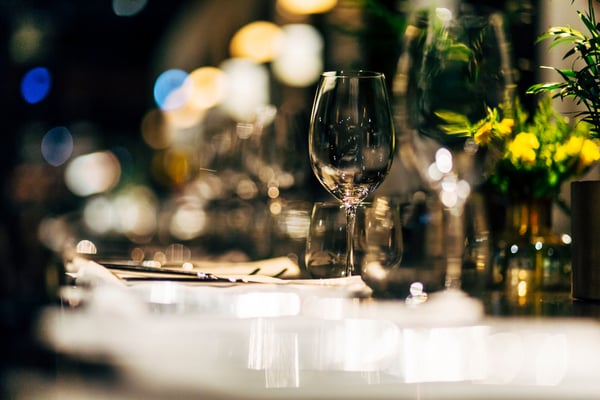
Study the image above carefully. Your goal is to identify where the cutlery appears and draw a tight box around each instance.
[101,262,244,283]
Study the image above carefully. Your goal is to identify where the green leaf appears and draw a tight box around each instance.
[557,68,577,78]
[434,110,471,125]
[547,37,582,50]
[579,9,600,37]
[434,110,473,136]
[446,43,472,62]
[526,82,568,94]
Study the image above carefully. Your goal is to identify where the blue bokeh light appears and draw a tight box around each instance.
[153,69,190,111]
[41,126,74,167]
[112,0,148,17]
[21,67,52,104]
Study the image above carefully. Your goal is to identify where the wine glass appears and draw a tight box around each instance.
[396,1,514,290]
[308,71,396,277]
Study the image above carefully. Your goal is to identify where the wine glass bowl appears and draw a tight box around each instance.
[402,3,513,176]
[308,71,396,276]
[395,2,514,290]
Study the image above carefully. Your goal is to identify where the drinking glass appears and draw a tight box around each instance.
[308,71,395,276]
[396,1,514,289]
[305,198,403,284]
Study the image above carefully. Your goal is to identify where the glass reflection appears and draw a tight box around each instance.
[248,319,300,388]
[234,291,301,318]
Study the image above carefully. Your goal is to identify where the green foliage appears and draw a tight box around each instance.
[527,0,600,137]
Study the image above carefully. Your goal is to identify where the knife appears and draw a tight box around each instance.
[100,262,243,283]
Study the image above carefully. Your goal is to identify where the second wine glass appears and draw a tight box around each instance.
[397,1,515,290]
[308,70,396,276]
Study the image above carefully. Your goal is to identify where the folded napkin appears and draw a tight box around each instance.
[174,256,302,278]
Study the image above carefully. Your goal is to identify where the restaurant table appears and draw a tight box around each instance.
[8,256,600,400]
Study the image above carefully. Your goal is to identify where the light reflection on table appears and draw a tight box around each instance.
[29,278,600,400]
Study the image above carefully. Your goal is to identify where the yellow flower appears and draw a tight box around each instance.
[580,139,600,167]
[508,132,540,166]
[553,144,568,164]
[474,121,493,145]
[565,136,585,156]
[496,118,514,137]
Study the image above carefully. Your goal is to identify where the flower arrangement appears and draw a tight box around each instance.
[437,96,600,199]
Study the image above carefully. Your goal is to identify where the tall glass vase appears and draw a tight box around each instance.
[492,196,570,298]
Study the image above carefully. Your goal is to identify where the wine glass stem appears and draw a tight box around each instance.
[345,205,357,277]
[444,206,464,290]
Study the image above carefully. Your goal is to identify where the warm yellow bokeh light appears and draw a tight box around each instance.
[187,66,227,110]
[163,149,191,187]
[162,102,206,129]
[277,0,337,14]
[230,21,283,63]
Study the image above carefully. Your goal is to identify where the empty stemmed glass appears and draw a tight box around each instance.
[308,71,396,277]
[396,1,515,290]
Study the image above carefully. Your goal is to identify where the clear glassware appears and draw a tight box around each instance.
[308,71,396,276]
[305,198,403,284]
[395,0,514,290]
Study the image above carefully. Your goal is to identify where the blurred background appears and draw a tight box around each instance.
[0,0,580,373]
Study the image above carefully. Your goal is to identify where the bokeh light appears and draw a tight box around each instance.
[220,58,270,122]
[187,66,227,110]
[272,24,323,87]
[150,148,194,187]
[83,195,116,235]
[112,0,148,17]
[435,148,453,173]
[64,151,121,196]
[21,66,52,104]
[153,69,191,111]
[113,185,158,239]
[41,126,73,167]
[153,66,228,129]
[277,0,337,15]
[75,239,97,255]
[162,101,206,129]
[163,149,191,186]
[230,21,283,63]
[10,18,45,63]
[141,108,174,149]
[169,203,207,240]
